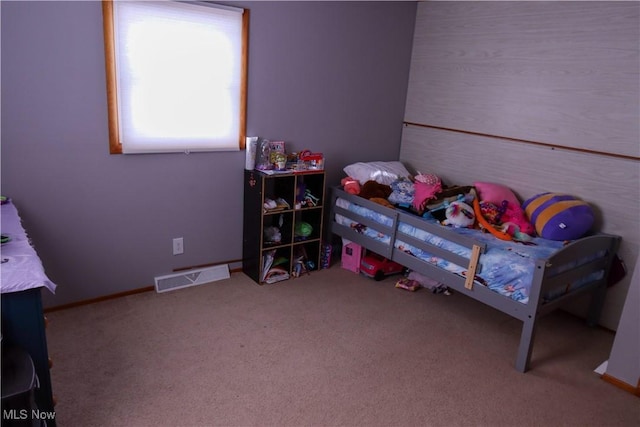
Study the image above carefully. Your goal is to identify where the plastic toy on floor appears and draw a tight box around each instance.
[395,278,421,291]
[407,270,451,294]
[360,252,404,281]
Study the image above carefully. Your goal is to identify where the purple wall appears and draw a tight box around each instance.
[1,1,416,306]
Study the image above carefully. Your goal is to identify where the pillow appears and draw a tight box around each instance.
[344,161,411,185]
[474,182,520,207]
[522,193,594,241]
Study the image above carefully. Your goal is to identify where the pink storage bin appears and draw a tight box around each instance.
[341,242,364,273]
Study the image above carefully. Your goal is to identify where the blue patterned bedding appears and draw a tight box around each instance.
[395,223,569,304]
[335,198,394,245]
[335,197,571,304]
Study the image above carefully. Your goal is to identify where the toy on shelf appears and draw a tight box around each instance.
[296,183,320,209]
[298,149,324,170]
[292,246,316,277]
[249,137,326,173]
[255,138,273,171]
[263,197,290,212]
[294,222,313,241]
[263,226,282,244]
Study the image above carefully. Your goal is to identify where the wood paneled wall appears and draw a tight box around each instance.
[400,1,639,330]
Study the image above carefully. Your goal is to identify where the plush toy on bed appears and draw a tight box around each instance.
[413,172,442,211]
[522,192,595,241]
[359,180,392,200]
[479,201,502,225]
[441,200,475,228]
[341,176,361,195]
[387,177,415,206]
[500,200,536,238]
[472,182,536,241]
[369,197,394,208]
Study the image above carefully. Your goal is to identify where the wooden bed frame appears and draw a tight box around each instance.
[330,186,622,372]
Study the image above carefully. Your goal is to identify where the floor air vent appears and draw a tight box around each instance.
[154,264,230,293]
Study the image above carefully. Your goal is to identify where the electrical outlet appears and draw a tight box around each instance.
[172,237,184,255]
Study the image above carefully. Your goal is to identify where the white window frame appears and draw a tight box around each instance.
[102,0,249,154]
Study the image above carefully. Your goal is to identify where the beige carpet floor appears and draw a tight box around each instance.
[45,267,639,426]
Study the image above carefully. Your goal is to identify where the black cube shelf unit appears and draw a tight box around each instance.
[242,169,325,284]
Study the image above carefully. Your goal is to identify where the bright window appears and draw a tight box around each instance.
[102,1,248,154]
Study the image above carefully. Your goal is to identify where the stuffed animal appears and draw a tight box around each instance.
[500,201,535,236]
[413,172,442,212]
[479,201,502,225]
[341,176,360,195]
[369,197,394,208]
[359,180,392,200]
[474,200,534,241]
[264,226,282,243]
[500,222,533,243]
[472,182,536,242]
[473,197,512,241]
[303,189,320,207]
[387,177,415,206]
[441,201,475,228]
[523,193,594,241]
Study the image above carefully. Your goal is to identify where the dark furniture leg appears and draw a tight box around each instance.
[515,316,537,373]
